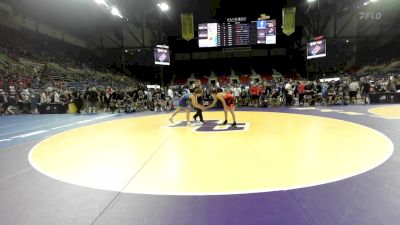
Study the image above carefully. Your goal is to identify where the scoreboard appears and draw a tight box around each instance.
[218,23,255,46]
[154,45,170,65]
[198,20,276,48]
[307,40,327,59]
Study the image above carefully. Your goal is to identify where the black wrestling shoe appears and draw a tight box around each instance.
[220,120,227,125]
[230,122,237,128]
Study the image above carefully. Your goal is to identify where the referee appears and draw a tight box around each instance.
[192,80,205,123]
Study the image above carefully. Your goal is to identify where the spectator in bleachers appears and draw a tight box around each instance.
[375,81,387,93]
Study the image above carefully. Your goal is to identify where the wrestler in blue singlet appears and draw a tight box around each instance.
[178,93,192,108]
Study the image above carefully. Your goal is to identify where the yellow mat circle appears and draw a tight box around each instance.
[29,112,393,195]
[369,106,400,119]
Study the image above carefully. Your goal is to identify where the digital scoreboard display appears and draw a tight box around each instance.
[198,20,276,48]
[307,40,327,59]
[154,45,170,65]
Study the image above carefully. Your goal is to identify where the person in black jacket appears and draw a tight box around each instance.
[192,80,205,123]
[72,90,83,114]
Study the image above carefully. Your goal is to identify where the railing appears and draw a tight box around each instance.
[370,92,400,104]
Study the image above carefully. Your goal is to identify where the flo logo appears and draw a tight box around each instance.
[167,120,249,132]
[359,12,382,20]
[159,53,167,62]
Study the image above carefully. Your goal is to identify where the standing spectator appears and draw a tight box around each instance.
[285,87,293,107]
[264,82,272,97]
[59,91,68,105]
[124,91,135,113]
[321,82,329,105]
[103,88,112,112]
[297,81,305,106]
[87,87,99,113]
[116,90,125,113]
[233,85,241,105]
[138,88,146,110]
[15,90,23,112]
[40,91,47,104]
[153,89,162,112]
[250,83,259,107]
[22,89,31,113]
[284,80,293,100]
[349,80,359,104]
[131,88,139,110]
[167,87,174,110]
[160,89,167,111]
[304,81,314,106]
[53,90,60,103]
[98,89,106,110]
[257,84,264,106]
[192,80,205,123]
[387,79,397,92]
[83,87,90,113]
[360,79,371,104]
[110,89,118,113]
[336,81,345,105]
[46,91,52,104]
[72,90,83,114]
[30,90,39,114]
[395,76,400,91]
[240,86,248,106]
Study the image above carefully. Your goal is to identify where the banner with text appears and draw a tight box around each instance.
[181,13,194,41]
[283,7,296,36]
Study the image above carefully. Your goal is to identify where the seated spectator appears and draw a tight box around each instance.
[0,91,14,115]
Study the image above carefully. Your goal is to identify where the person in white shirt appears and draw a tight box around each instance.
[21,89,30,102]
[46,91,52,104]
[53,90,60,103]
[40,92,47,104]
[168,88,174,99]
[285,80,293,93]
[233,85,241,98]
[167,88,174,110]
[349,80,360,104]
[284,80,293,103]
